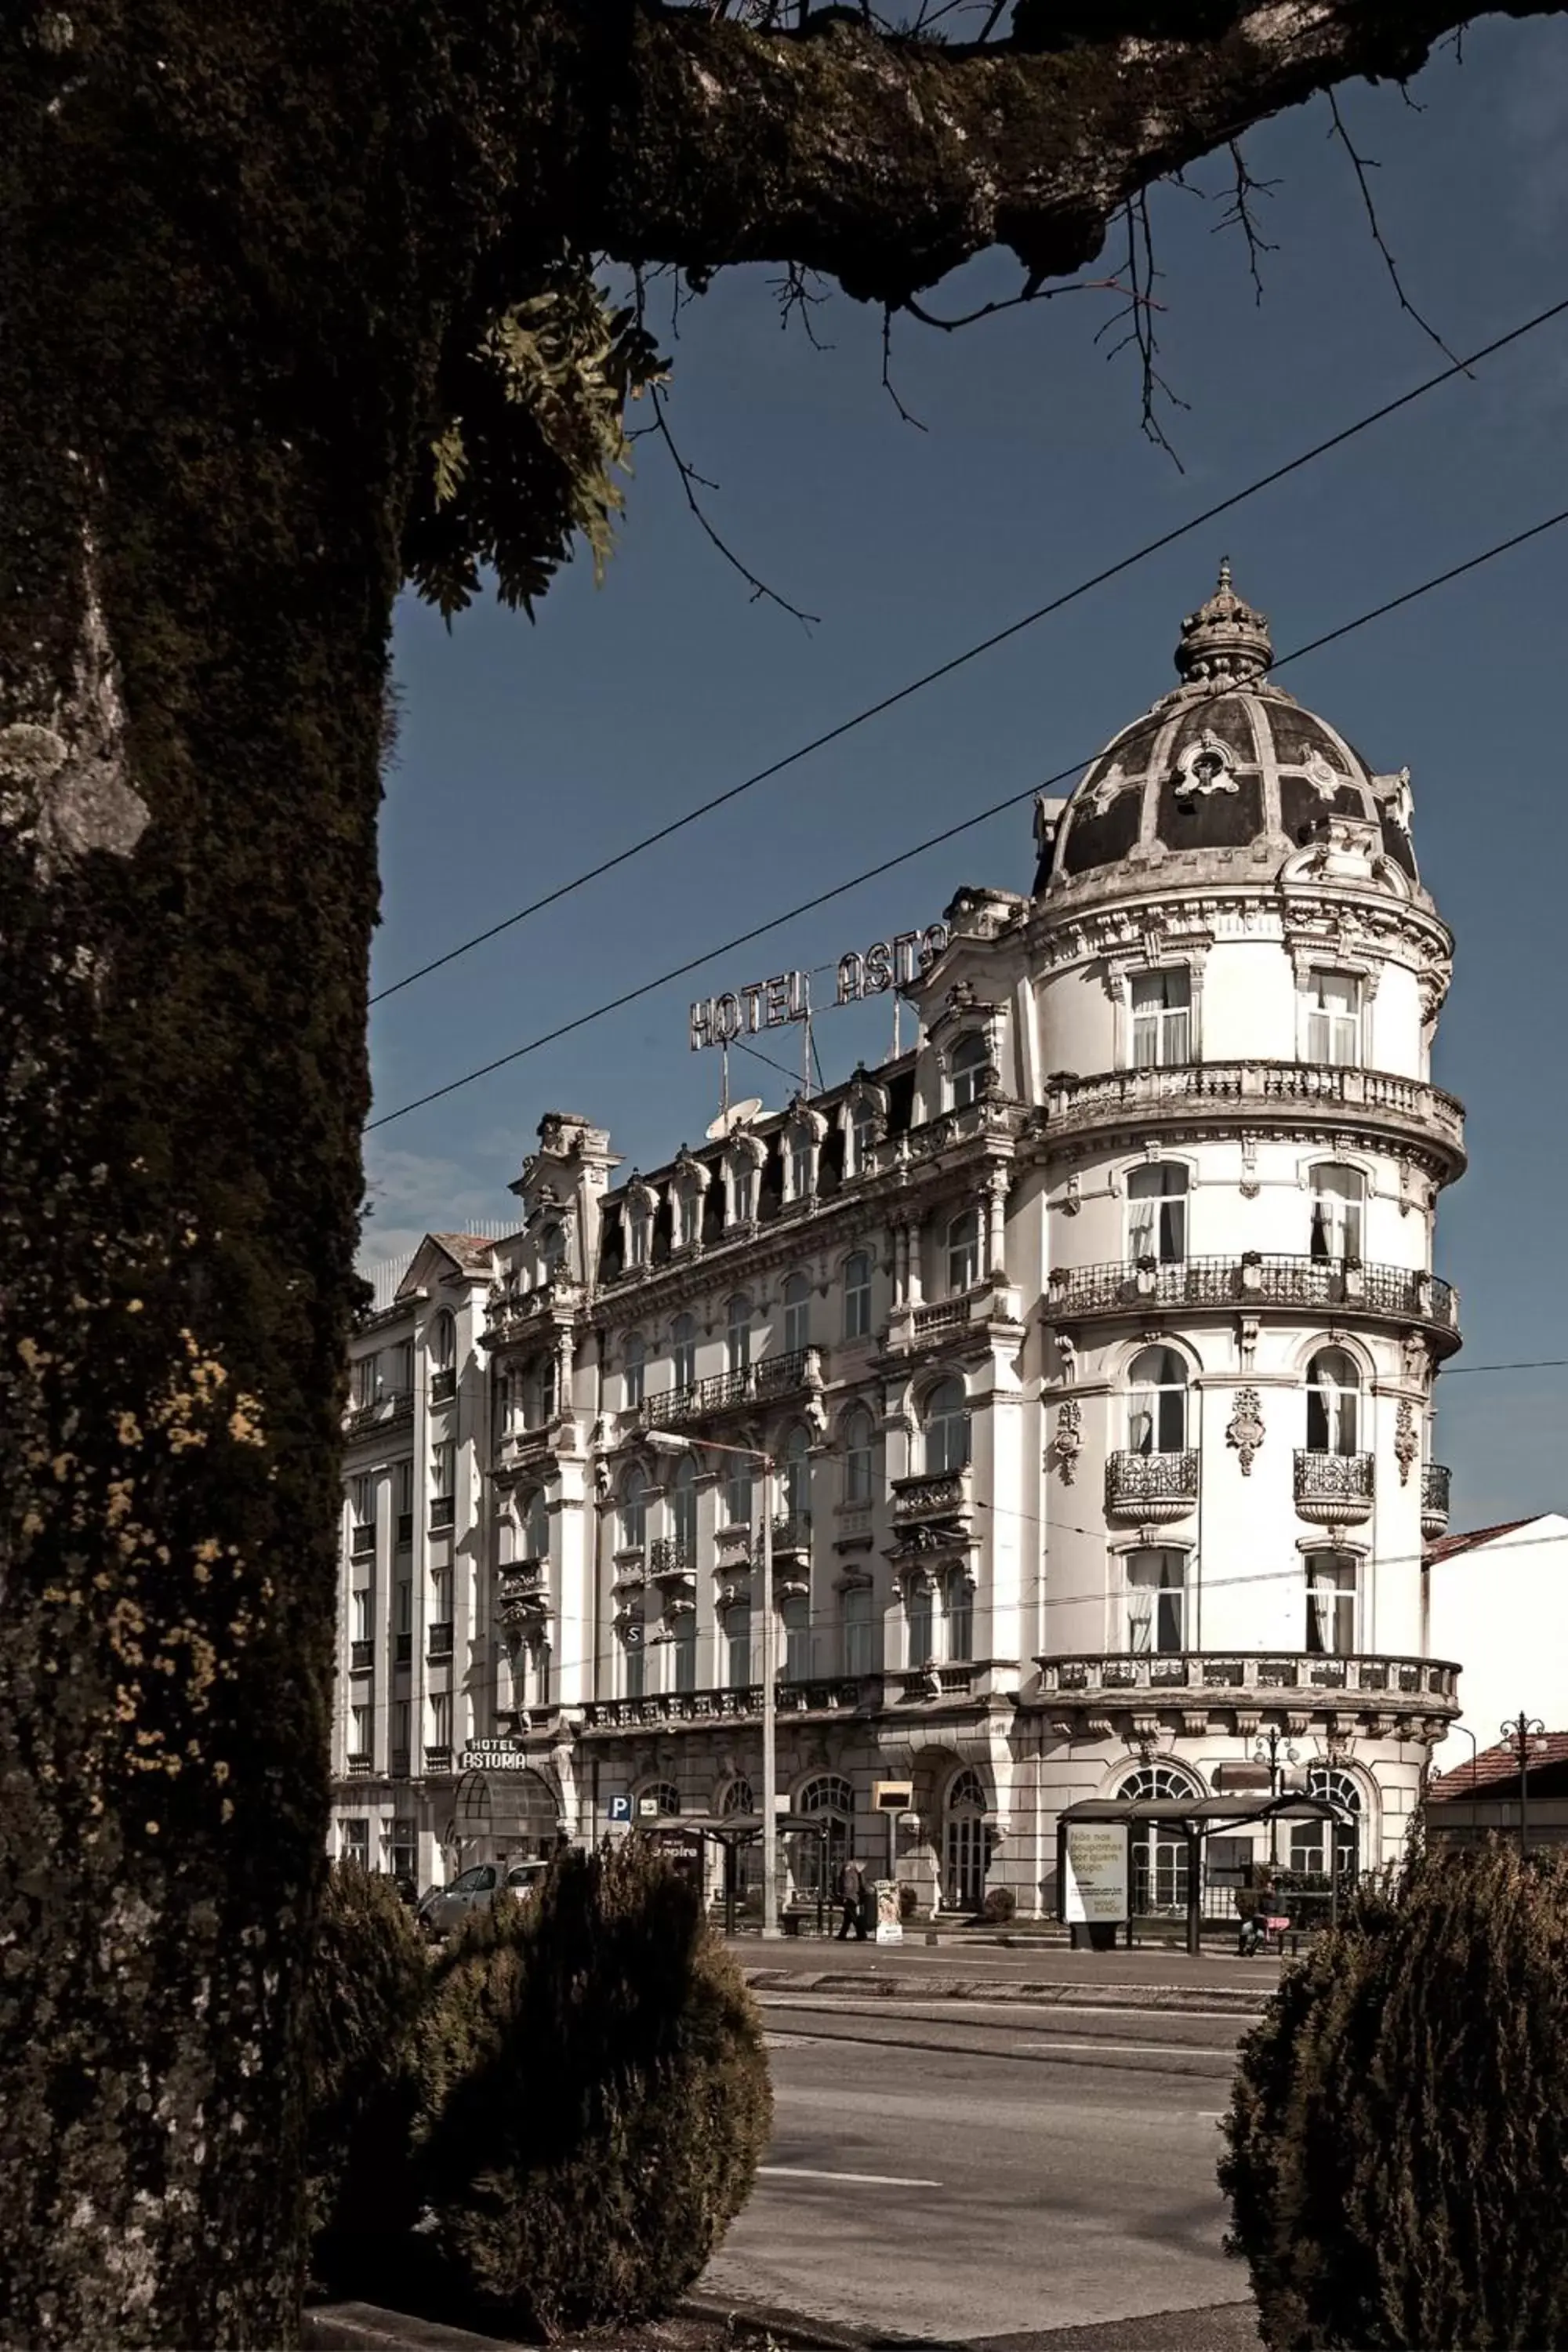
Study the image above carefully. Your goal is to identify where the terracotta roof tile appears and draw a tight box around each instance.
[1428,1733,1568,1802]
[1424,1517,1537,1565]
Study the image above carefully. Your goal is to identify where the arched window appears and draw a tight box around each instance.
[1127,1163,1189,1265]
[431,1311,456,1370]
[944,1768,988,1911]
[842,1406,875,1506]
[945,1566,975,1662]
[672,1312,697,1392]
[793,1774,855,1901]
[782,1272,811,1356]
[640,1781,681,1817]
[722,1776,755,1816]
[1117,1762,1203,1915]
[727,1294,752,1375]
[670,1455,698,1559]
[1309,1165,1365,1261]
[523,1489,549,1563]
[924,1377,971,1476]
[946,1208,981,1294]
[1127,1346,1188,1455]
[950,1031,989,1110]
[1289,1767,1361,1884]
[1125,1546,1185,1654]
[781,1422,811,1523]
[1306,1348,1361,1454]
[619,1467,648,1552]
[843,1250,872,1340]
[622,1330,646,1411]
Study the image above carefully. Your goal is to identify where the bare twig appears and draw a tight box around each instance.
[904,272,1127,332]
[1326,90,1469,371]
[769,260,834,347]
[648,381,820,625]
[1094,193,1187,470]
[1213,137,1279,306]
[880,304,928,430]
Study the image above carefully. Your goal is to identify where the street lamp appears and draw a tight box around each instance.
[646,1431,782,1940]
[1502,1711,1548,1857]
[1253,1726,1301,1867]
[1443,1720,1480,1846]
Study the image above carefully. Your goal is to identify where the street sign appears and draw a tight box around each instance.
[608,1795,632,1824]
[873,1780,913,1813]
[637,1795,662,1819]
[1062,1823,1130,1926]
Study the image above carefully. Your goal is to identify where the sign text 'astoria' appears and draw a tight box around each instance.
[688,921,950,1053]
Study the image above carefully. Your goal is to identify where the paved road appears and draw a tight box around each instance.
[740,1936,1286,1999]
[699,1992,1259,2349]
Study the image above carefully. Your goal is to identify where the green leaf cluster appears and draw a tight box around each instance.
[404,260,666,619]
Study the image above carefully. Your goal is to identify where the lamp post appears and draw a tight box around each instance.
[1502,1711,1547,1857]
[1254,1726,1301,1867]
[1444,1720,1479,1846]
[647,1431,781,1939]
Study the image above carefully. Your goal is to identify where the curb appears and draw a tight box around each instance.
[746,1968,1269,2017]
[304,2296,858,2352]
[682,2292,871,2347]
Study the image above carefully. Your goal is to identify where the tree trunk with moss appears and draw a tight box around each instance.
[0,1,1548,2342]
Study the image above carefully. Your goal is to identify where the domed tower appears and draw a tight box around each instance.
[1029,566,1463,1889]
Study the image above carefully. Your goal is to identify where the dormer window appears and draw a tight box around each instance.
[627,1203,651,1269]
[1131,969,1191,1069]
[949,1031,989,1110]
[539,1224,565,1281]
[786,1129,814,1203]
[673,1171,704,1249]
[725,1140,763,1228]
[850,1097,877,1174]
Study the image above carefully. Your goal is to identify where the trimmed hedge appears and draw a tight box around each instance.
[1220,1842,1568,2350]
[408,1840,771,2337]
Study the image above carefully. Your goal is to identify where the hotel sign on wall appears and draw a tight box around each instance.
[688,921,950,1052]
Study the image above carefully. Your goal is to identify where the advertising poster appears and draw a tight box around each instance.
[1062,1823,1131,1925]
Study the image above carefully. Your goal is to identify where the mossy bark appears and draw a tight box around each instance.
[0,0,1543,2342]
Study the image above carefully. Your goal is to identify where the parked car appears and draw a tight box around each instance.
[416,1858,549,1940]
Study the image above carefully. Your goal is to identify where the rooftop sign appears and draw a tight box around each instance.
[688,922,949,1052]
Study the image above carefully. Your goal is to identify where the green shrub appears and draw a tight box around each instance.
[410,1839,771,2337]
[1220,1842,1568,2350]
[982,1885,1016,1925]
[303,1861,429,2288]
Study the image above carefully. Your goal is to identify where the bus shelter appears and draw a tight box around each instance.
[660,1811,831,1935]
[1057,1791,1353,1955]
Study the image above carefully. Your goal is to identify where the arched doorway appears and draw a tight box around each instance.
[791,1774,853,1904]
[943,1768,989,1911]
[1116,1762,1203,1915]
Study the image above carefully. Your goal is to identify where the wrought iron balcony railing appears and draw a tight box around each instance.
[648,1537,695,1583]
[1294,1450,1374,1523]
[1036,1650,1459,1708]
[771,1512,812,1557]
[1421,1461,1452,1537]
[1048,1254,1458,1340]
[1105,1450,1199,1519]
[891,1470,971,1523]
[643,1349,811,1428]
[423,1744,452,1774]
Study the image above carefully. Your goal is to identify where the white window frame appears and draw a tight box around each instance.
[671,1312,697,1392]
[430,1438,455,1498]
[1305,1552,1359,1656]
[1305,1348,1361,1455]
[1301,968,1364,1069]
[349,1703,371,1756]
[843,1250,873,1340]
[427,1692,452,1748]
[786,1128,815,1203]
[1308,1163,1366,1261]
[726,1295,752,1374]
[946,1208,982,1295]
[848,1098,877,1176]
[1126,1347,1189,1455]
[627,1204,652,1268]
[1126,1163,1189,1265]
[351,1586,372,1642]
[1124,1547,1186,1655]
[1130,968,1192,1069]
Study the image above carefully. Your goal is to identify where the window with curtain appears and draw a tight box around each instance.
[523,1352,556,1429]
[723,1455,753,1530]
[1304,970,1362,1066]
[1308,1165,1365,1261]
[906,1580,935,1667]
[843,1585,875,1675]
[724,1603,752,1686]
[782,1595,811,1681]
[850,1098,877,1174]
[1305,1348,1360,1454]
[350,1472,374,1527]
[671,1456,698,1558]
[781,1424,811,1522]
[727,1295,752,1374]
[843,1250,872,1339]
[945,1569,975,1662]
[672,1312,697,1390]
[1126,1347,1188,1455]
[782,1272,811,1355]
[924,1377,971,1475]
[622,1331,646,1410]
[524,1489,549,1561]
[843,1406,875,1505]
[619,1468,647,1550]
[1131,968,1191,1068]
[1305,1554,1358,1655]
[946,1208,981,1294]
[1126,1548,1186,1653]
[950,1030,989,1109]
[1127,1163,1189,1263]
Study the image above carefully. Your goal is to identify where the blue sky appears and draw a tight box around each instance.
[367,15,1568,1529]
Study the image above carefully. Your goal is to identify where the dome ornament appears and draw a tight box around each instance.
[1173,728,1239,802]
[1174,558,1272,685]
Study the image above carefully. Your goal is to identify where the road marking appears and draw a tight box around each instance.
[1011,2038,1232,2060]
[758,2165,942,2187]
[1196,2110,1230,2118]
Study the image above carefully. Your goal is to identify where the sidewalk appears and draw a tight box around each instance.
[741,1933,1283,2010]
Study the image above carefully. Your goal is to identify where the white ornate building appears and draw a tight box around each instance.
[333,568,1465,1915]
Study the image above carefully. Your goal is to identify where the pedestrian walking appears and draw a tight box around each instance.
[837,1856,869,1940]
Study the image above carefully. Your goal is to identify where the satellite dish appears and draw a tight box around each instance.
[706,1097,764,1141]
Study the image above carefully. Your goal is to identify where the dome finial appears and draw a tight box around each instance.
[1174,561,1272,686]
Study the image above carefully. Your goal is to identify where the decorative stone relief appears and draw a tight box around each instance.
[1302,747,1346,802]
[1063,1170,1082,1216]
[1054,1399,1083,1484]
[1372,766,1415,833]
[1174,730,1239,800]
[1237,1316,1259,1373]
[1402,1330,1431,1390]
[1394,1399,1418,1486]
[1240,1132,1260,1199]
[1226,1386,1266,1475]
[1087,758,1135,816]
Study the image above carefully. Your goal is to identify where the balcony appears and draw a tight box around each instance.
[1105,1450,1199,1522]
[644,1349,811,1429]
[430,1367,457,1406]
[423,1744,452,1775]
[1044,1060,1465,1172]
[1034,1649,1459,1719]
[350,1521,376,1556]
[498,1563,550,1631]
[394,1631,412,1667]
[426,1620,454,1660]
[649,1537,696,1592]
[347,1751,372,1777]
[1047,1254,1459,1349]
[429,1496,455,1532]
[890,1663,987,1702]
[579,1675,884,1734]
[350,1639,374,1673]
[910,1296,974,1341]
[343,1388,414,1441]
[1422,1461,1453,1539]
[1294,1450,1374,1526]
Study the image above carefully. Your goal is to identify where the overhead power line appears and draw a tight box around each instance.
[365,503,1568,1132]
[368,295,1568,1011]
